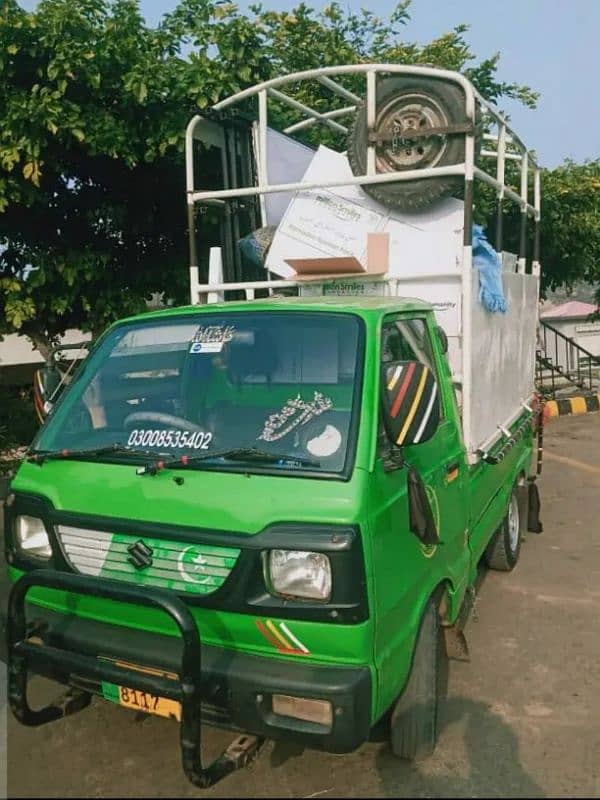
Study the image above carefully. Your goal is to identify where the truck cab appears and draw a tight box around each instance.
[5,64,543,787]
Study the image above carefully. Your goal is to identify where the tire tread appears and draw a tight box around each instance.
[347,75,472,211]
[485,489,522,572]
[390,602,440,760]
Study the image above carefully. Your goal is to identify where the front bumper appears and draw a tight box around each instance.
[8,570,371,765]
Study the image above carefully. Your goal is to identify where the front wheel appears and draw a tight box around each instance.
[485,486,523,571]
[390,600,446,760]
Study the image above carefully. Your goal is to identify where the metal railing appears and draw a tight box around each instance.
[536,320,600,396]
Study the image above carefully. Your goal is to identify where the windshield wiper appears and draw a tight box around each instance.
[136,447,320,476]
[28,443,161,466]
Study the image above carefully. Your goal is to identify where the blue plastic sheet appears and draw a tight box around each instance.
[472,224,508,313]
[238,226,276,270]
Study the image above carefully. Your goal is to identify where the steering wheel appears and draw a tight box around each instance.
[123,411,205,432]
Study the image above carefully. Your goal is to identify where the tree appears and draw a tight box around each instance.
[0,0,271,355]
[485,159,600,304]
[0,0,538,354]
[539,159,600,304]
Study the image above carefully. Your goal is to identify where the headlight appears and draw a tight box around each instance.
[15,515,52,559]
[266,550,332,601]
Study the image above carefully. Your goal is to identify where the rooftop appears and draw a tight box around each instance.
[540,301,598,320]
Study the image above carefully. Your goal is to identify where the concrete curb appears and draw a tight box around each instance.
[544,394,600,419]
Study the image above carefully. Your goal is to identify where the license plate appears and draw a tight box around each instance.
[101,659,181,721]
[112,684,181,720]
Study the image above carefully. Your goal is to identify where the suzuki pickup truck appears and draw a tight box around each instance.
[5,64,544,787]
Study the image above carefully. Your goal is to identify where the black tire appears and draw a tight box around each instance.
[390,600,446,760]
[348,75,477,211]
[485,486,523,571]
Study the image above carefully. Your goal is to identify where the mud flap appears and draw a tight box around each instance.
[527,480,543,534]
[442,587,475,663]
[443,627,470,662]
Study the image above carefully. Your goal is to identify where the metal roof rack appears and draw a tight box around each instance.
[183,64,543,462]
[186,64,541,293]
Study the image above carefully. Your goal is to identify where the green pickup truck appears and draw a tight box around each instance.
[5,65,544,788]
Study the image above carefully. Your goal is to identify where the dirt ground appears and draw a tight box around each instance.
[2,413,600,798]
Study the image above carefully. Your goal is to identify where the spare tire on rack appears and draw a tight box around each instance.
[347,75,477,211]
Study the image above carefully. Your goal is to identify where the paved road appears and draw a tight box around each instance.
[4,413,600,798]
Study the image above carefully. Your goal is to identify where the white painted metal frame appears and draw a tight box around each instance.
[184,64,542,463]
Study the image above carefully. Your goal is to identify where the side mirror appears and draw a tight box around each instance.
[381,360,440,447]
[33,363,63,423]
[32,341,89,423]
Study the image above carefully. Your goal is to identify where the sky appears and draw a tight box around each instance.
[20,0,600,167]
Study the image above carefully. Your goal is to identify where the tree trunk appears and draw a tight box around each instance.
[27,331,53,362]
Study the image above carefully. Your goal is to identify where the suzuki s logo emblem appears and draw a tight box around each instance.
[127,539,154,570]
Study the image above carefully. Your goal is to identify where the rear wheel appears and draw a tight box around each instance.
[390,600,446,760]
[485,487,522,571]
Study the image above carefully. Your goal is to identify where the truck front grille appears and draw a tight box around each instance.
[55,525,240,596]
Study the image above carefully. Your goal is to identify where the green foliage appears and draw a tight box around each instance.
[1,0,540,350]
[539,160,600,300]
[0,0,272,347]
[486,159,600,302]
[0,385,37,475]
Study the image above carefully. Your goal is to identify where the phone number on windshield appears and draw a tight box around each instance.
[127,429,213,450]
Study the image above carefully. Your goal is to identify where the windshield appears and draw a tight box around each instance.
[33,311,364,476]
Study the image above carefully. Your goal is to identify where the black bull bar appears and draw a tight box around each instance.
[6,569,263,788]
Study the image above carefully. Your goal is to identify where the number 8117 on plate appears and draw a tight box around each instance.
[102,682,182,721]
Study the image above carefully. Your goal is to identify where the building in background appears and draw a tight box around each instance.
[541,301,599,351]
[0,330,92,388]
[0,294,167,388]
[539,301,599,380]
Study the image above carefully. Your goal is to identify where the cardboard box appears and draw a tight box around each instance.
[286,232,390,281]
[266,186,387,278]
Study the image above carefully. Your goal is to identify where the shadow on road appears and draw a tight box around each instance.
[374,695,545,798]
[256,693,544,798]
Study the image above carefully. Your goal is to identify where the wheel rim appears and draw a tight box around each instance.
[375,92,449,173]
[507,493,520,553]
